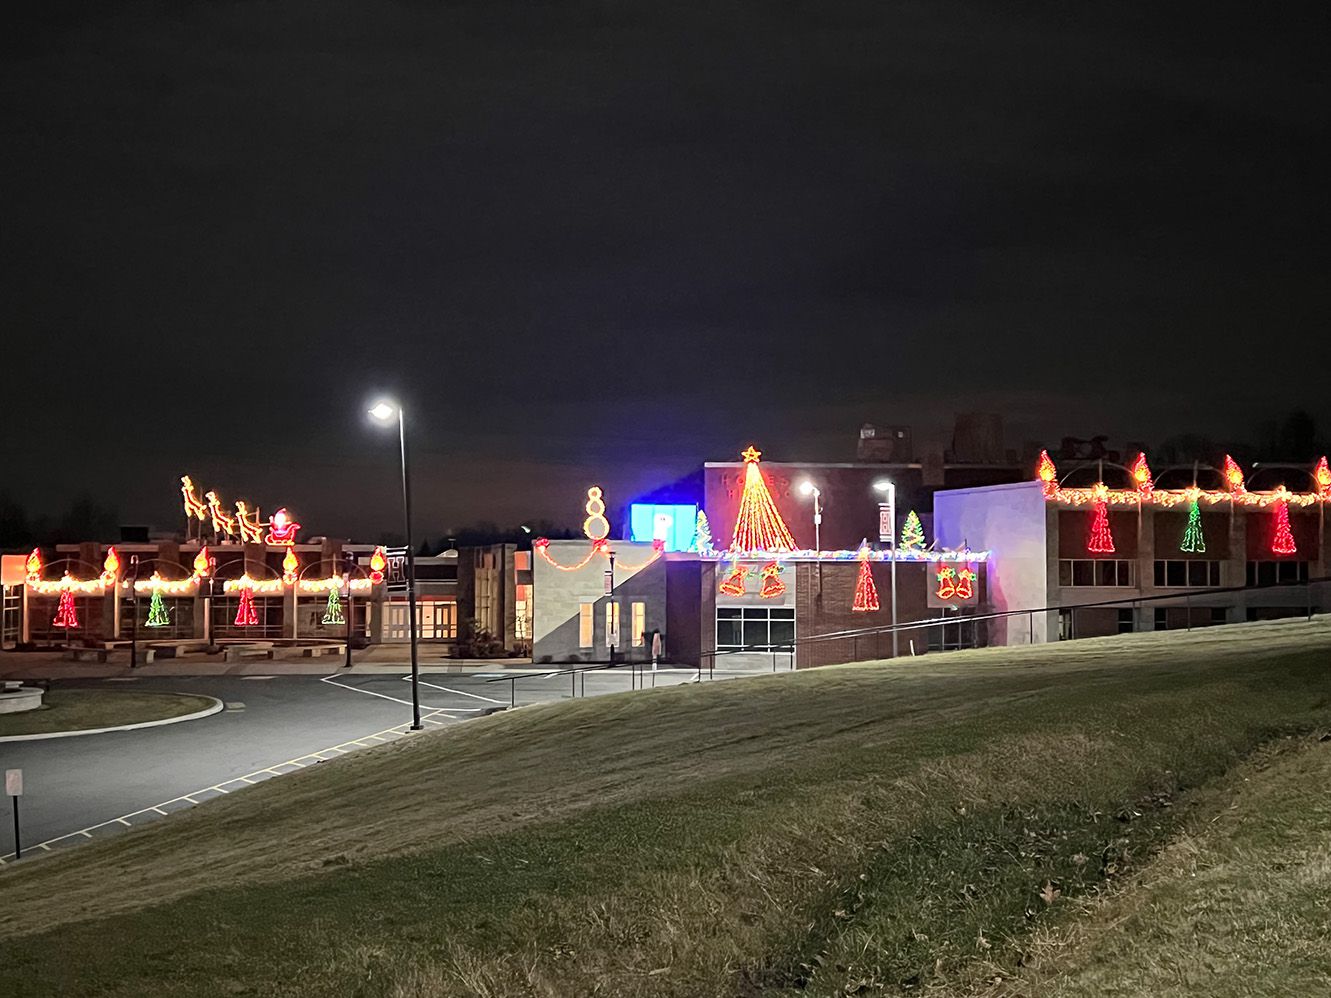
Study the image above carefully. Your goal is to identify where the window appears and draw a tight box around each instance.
[1154,607,1168,631]
[1058,560,1133,587]
[1118,609,1136,633]
[631,602,646,647]
[1211,607,1229,625]
[605,602,620,648]
[1152,561,1221,588]
[716,607,795,649]
[1246,561,1310,587]
[578,603,594,648]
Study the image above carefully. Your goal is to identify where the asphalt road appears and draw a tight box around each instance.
[0,666,713,862]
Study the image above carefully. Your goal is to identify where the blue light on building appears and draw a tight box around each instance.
[629,503,698,552]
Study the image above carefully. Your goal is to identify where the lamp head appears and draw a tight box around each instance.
[799,480,819,497]
[873,480,894,494]
[368,400,398,423]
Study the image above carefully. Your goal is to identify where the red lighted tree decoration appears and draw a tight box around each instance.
[52,589,79,629]
[851,556,880,612]
[1271,500,1297,555]
[234,587,259,626]
[730,447,797,553]
[1087,484,1116,553]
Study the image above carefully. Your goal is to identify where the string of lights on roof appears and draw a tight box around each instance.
[1037,451,1331,507]
[21,545,386,596]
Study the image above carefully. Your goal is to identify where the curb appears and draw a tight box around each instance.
[0,696,226,743]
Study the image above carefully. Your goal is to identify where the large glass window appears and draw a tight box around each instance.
[1246,561,1309,586]
[578,603,594,648]
[1059,560,1133,587]
[631,602,646,647]
[1153,561,1221,588]
[716,607,795,649]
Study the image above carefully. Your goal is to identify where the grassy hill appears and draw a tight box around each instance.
[2,619,1330,997]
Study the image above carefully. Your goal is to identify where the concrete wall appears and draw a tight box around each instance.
[934,480,1051,645]
[531,540,666,663]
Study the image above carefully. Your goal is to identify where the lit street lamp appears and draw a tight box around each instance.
[873,480,900,658]
[798,480,823,551]
[368,398,422,730]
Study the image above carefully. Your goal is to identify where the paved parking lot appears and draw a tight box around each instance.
[0,665,717,863]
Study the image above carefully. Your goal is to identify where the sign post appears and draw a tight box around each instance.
[6,768,21,859]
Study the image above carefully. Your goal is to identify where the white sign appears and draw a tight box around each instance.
[5,769,21,797]
[878,503,892,543]
[603,570,613,595]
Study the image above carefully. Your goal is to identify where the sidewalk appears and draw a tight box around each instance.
[0,647,544,681]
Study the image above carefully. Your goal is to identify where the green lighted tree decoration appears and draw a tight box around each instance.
[1180,500,1206,553]
[322,588,346,626]
[694,510,713,554]
[145,589,171,627]
[900,510,925,551]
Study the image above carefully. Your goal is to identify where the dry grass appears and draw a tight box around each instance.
[975,736,1331,998]
[1,618,1329,996]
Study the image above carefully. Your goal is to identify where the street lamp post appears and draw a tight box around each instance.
[369,400,422,730]
[874,481,900,658]
[798,481,823,551]
[344,552,354,671]
[129,554,140,669]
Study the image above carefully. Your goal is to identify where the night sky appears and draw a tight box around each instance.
[4,2,1327,540]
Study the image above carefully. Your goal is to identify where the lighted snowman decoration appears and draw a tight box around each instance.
[582,486,610,541]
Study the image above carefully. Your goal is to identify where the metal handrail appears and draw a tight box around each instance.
[798,573,1329,646]
[487,574,1327,695]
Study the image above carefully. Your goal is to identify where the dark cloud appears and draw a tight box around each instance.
[3,1,1327,536]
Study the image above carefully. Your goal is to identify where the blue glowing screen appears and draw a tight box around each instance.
[628,503,699,551]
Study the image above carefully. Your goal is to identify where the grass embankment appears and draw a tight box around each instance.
[998,735,1331,998]
[1,620,1330,997]
[0,689,216,737]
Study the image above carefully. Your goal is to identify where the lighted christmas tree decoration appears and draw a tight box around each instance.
[193,546,212,578]
[322,588,346,625]
[1087,485,1116,553]
[851,556,880,612]
[1180,500,1207,553]
[25,548,42,583]
[694,510,714,554]
[1271,499,1297,555]
[1129,453,1153,495]
[900,510,926,551]
[718,563,749,597]
[52,587,79,629]
[758,561,786,599]
[730,447,797,553]
[1222,455,1246,493]
[145,588,170,627]
[234,587,259,626]
[935,566,957,600]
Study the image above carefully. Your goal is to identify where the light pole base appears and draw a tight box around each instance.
[409,723,424,731]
